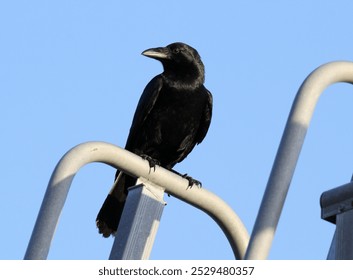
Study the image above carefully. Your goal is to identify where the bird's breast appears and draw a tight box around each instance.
[157,87,204,120]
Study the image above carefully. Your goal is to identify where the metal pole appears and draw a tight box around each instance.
[109,182,166,260]
[24,141,249,260]
[245,61,353,259]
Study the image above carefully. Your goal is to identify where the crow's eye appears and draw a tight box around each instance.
[173,48,180,54]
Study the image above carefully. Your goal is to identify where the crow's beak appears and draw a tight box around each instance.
[142,47,170,60]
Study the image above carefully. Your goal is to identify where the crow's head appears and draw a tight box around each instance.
[142,42,205,87]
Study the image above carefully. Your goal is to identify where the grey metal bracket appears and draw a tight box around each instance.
[321,180,353,259]
[321,181,353,224]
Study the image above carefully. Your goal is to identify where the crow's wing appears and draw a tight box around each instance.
[195,87,213,145]
[125,75,163,150]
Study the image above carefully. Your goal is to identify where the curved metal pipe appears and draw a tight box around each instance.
[24,141,249,260]
[245,61,353,259]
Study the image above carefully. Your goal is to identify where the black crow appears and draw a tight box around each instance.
[96,42,213,237]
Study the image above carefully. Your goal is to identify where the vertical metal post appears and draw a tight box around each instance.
[245,61,353,259]
[109,182,166,260]
[321,180,353,259]
[331,212,353,259]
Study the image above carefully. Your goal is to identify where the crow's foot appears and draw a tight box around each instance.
[182,173,202,188]
[141,154,160,172]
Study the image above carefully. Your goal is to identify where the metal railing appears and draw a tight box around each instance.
[245,61,353,259]
[24,142,249,260]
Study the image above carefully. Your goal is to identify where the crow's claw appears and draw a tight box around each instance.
[141,154,160,172]
[182,173,202,188]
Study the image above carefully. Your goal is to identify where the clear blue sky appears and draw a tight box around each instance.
[1,1,353,260]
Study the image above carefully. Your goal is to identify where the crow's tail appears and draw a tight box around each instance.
[96,171,136,237]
